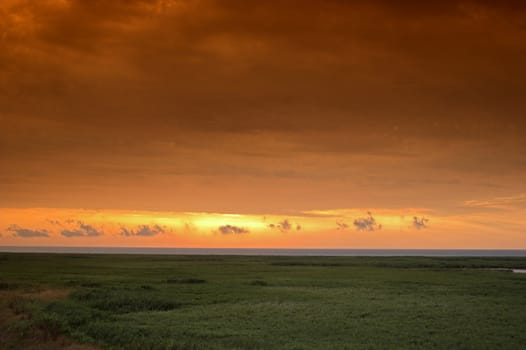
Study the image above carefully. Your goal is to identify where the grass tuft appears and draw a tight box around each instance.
[166,278,206,284]
[249,280,270,286]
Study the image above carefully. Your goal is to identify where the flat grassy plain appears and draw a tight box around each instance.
[1,254,525,350]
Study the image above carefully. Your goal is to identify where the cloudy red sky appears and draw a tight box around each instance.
[1,0,525,248]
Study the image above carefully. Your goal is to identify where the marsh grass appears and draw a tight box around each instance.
[249,280,270,286]
[70,287,180,313]
[166,278,206,284]
[0,254,525,349]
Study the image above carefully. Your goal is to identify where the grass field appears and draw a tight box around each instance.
[1,253,525,349]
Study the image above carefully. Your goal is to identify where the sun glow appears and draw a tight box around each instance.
[2,206,523,248]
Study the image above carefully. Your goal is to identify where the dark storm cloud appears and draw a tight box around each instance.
[120,224,165,237]
[61,221,103,237]
[217,225,249,234]
[353,212,382,231]
[7,225,49,238]
[413,216,429,230]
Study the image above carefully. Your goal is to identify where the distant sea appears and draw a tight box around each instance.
[0,246,525,256]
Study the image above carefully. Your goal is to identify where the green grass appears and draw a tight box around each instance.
[1,253,525,349]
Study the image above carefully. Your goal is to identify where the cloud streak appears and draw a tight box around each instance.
[61,221,103,237]
[7,225,49,238]
[120,224,165,237]
[464,194,526,210]
[217,225,249,234]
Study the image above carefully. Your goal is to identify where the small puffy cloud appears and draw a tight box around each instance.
[61,230,84,237]
[336,222,349,230]
[217,225,249,234]
[121,224,165,237]
[413,216,429,230]
[353,212,382,231]
[279,220,292,231]
[78,222,102,236]
[269,219,300,232]
[7,225,49,238]
[61,221,103,237]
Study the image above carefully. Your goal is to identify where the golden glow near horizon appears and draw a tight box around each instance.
[1,206,525,248]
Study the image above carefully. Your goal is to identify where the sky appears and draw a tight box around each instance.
[1,0,525,248]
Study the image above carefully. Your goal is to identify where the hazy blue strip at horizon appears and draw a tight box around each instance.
[1,246,526,256]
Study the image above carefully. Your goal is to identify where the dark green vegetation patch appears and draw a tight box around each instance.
[71,287,180,313]
[1,253,525,350]
[166,277,206,284]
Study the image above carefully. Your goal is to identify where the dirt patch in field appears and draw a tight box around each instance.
[0,288,100,350]
[24,288,72,301]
